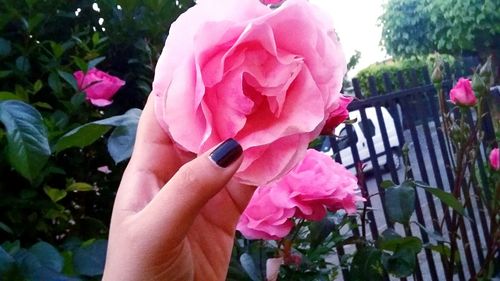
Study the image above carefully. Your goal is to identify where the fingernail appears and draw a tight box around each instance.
[209,138,243,168]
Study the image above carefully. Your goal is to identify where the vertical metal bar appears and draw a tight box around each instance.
[423,71,467,281]
[351,80,380,240]
[382,73,424,281]
[461,110,487,263]
[398,89,439,281]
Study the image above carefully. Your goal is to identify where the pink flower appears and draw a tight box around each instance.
[261,0,285,4]
[74,68,125,107]
[97,165,112,174]
[450,78,476,107]
[237,186,295,240]
[269,149,363,220]
[153,0,346,185]
[321,95,353,134]
[489,148,499,171]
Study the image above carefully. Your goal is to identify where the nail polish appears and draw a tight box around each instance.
[209,138,243,168]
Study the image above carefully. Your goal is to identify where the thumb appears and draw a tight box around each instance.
[138,138,243,241]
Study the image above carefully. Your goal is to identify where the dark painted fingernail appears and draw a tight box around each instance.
[209,138,243,168]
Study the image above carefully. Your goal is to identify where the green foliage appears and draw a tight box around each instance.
[384,181,416,225]
[356,54,456,95]
[380,0,500,58]
[0,0,194,279]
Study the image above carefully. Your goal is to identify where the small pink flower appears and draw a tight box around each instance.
[321,95,353,134]
[97,165,112,174]
[489,148,499,171]
[74,68,125,107]
[450,78,476,107]
[237,186,295,240]
[269,149,363,221]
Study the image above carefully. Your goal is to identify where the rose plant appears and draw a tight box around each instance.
[153,0,347,185]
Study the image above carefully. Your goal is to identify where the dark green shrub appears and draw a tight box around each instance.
[355,54,456,96]
[0,0,194,279]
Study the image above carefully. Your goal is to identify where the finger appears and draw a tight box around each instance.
[113,95,189,212]
[137,139,243,242]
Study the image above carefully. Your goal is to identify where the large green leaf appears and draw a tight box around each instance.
[0,100,51,183]
[107,108,141,163]
[424,187,465,216]
[54,108,141,153]
[29,242,63,273]
[384,181,416,224]
[73,239,107,277]
[0,246,16,276]
[378,229,422,278]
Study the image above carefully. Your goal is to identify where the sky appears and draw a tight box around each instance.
[309,0,389,77]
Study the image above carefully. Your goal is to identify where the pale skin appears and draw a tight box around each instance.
[102,96,255,281]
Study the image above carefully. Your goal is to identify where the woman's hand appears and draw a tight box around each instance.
[102,96,255,281]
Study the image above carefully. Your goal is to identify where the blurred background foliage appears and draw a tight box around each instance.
[0,0,194,279]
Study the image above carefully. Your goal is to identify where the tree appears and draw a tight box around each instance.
[380,0,500,58]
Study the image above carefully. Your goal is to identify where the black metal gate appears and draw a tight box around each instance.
[328,67,496,281]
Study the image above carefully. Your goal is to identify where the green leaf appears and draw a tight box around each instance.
[70,92,86,108]
[107,108,141,163]
[15,56,31,73]
[309,212,337,249]
[425,244,460,263]
[349,247,384,281]
[54,124,111,152]
[0,246,16,275]
[58,71,78,91]
[88,56,106,69]
[239,253,261,281]
[33,80,43,94]
[384,181,416,224]
[423,187,465,216]
[29,242,63,272]
[48,72,62,94]
[73,239,107,276]
[44,186,67,202]
[55,108,141,153]
[0,91,23,101]
[67,182,93,192]
[0,37,11,56]
[381,247,418,278]
[0,101,51,182]
[380,180,396,189]
[0,222,13,234]
[73,57,88,72]
[0,70,12,78]
[414,222,448,243]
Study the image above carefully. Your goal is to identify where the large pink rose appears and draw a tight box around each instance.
[489,148,499,171]
[269,149,363,220]
[74,68,125,107]
[153,0,346,185]
[450,78,476,107]
[237,186,295,240]
[321,95,353,134]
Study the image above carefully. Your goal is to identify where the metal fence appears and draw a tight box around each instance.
[326,67,496,281]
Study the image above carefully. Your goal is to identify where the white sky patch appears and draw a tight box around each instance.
[117,5,122,10]
[310,0,389,77]
[75,8,81,16]
[98,18,104,25]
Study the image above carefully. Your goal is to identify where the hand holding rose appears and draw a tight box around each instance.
[103,97,256,281]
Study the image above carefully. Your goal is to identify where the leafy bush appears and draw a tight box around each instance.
[0,0,194,279]
[356,54,456,96]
